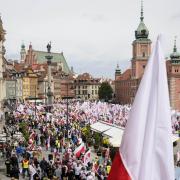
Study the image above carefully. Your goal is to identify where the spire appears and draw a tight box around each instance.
[21,42,25,49]
[135,1,149,39]
[117,63,119,69]
[140,0,144,21]
[170,36,180,60]
[115,63,121,74]
[173,36,177,52]
[29,42,32,49]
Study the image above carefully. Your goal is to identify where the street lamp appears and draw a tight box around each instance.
[44,80,48,106]
[66,80,69,131]
[34,85,37,120]
[63,74,69,137]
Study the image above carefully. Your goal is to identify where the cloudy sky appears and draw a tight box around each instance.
[1,0,180,78]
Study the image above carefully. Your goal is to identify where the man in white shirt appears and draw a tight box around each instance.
[75,163,81,179]
[29,164,37,180]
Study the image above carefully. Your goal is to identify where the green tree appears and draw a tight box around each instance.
[98,82,113,101]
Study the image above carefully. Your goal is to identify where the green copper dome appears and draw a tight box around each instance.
[115,64,121,74]
[170,38,180,59]
[21,43,25,49]
[135,1,149,39]
[135,21,149,39]
[170,51,180,59]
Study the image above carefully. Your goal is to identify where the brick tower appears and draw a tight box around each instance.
[131,1,152,79]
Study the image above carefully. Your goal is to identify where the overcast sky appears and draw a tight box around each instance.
[1,0,180,78]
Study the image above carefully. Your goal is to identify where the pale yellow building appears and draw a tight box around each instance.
[22,69,38,100]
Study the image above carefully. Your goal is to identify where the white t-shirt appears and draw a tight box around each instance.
[75,166,81,175]
[87,174,94,180]
[29,165,36,180]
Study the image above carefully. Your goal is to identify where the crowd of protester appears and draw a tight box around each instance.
[0,99,179,180]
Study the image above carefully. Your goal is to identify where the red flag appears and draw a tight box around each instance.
[108,152,131,180]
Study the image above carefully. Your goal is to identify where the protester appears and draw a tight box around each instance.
[1,99,178,179]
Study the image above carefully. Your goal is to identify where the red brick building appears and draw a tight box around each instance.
[115,5,150,104]
[115,5,180,111]
[167,39,180,111]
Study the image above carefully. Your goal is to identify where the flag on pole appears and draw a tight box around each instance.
[74,142,85,158]
[83,149,91,165]
[108,36,175,180]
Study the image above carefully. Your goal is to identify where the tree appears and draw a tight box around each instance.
[98,82,113,101]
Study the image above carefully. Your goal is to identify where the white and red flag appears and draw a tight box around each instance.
[83,149,91,165]
[108,36,175,180]
[74,142,85,158]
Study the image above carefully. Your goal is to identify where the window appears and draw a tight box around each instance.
[142,52,145,57]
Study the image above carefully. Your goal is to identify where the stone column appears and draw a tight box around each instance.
[45,43,53,106]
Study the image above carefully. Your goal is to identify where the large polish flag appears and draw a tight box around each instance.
[108,36,175,180]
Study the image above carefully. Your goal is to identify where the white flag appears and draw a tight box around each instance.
[108,36,175,180]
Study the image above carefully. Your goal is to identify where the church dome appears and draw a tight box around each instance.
[170,51,180,59]
[170,38,180,59]
[21,43,25,49]
[115,64,121,74]
[135,21,149,39]
[135,2,149,39]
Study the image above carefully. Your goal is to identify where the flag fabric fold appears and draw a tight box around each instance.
[83,149,91,166]
[108,36,175,180]
[74,142,85,158]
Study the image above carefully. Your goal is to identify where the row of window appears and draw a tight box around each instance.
[175,69,179,72]
[75,85,99,89]
[119,81,137,86]
[75,80,99,83]
[121,90,136,97]
[76,90,98,95]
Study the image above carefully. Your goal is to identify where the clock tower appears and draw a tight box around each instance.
[131,1,152,79]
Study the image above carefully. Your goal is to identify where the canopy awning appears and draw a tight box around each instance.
[90,121,124,147]
[172,135,179,143]
[90,121,179,147]
[103,126,124,147]
[90,122,110,133]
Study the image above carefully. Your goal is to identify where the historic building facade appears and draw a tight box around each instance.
[115,4,150,104]
[74,73,100,100]
[22,43,71,74]
[167,39,180,111]
[22,68,38,100]
[115,5,180,111]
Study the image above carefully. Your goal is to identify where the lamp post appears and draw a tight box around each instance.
[66,81,69,131]
[44,80,48,106]
[34,85,37,120]
[45,42,53,112]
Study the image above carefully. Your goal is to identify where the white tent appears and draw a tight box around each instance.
[90,122,124,147]
[90,122,110,133]
[90,121,179,147]
[103,126,124,147]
